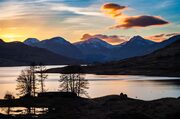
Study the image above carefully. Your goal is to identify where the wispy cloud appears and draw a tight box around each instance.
[49,3,102,16]
[0,0,103,20]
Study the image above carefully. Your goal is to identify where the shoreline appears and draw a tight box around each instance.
[44,66,180,77]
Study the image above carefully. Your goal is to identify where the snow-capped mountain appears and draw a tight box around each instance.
[75,38,113,49]
[117,35,155,47]
[24,38,39,45]
[110,36,157,60]
[74,38,113,62]
[128,36,155,45]
[40,37,70,45]
[24,37,83,59]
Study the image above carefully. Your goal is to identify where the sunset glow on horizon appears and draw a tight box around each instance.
[0,0,180,44]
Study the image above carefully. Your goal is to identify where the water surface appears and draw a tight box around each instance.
[0,66,180,100]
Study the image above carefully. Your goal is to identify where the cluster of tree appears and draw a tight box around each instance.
[16,64,89,98]
[16,63,48,97]
[3,65,89,115]
[59,73,89,96]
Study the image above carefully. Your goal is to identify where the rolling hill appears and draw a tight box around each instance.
[0,41,82,66]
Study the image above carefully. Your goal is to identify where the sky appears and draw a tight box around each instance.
[0,0,180,44]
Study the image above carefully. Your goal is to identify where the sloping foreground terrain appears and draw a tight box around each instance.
[0,93,180,119]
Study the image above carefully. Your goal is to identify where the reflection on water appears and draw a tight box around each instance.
[0,66,180,100]
[0,107,48,115]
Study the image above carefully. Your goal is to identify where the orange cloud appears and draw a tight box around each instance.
[81,33,128,44]
[101,3,169,29]
[101,3,127,18]
[113,15,169,29]
[146,32,180,42]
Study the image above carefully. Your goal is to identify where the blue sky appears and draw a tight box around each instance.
[0,0,179,43]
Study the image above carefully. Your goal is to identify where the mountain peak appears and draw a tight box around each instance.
[51,36,66,41]
[75,38,113,48]
[47,37,70,44]
[129,35,145,41]
[24,38,39,45]
[128,35,155,45]
[86,38,105,43]
[133,35,143,39]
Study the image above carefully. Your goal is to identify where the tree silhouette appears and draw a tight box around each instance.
[16,66,38,97]
[59,73,89,96]
[37,63,48,93]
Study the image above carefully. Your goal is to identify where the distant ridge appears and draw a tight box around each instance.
[0,41,83,66]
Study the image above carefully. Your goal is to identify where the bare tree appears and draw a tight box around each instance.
[3,92,15,115]
[16,66,38,97]
[37,64,48,93]
[59,74,89,96]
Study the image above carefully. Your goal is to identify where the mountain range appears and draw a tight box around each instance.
[47,37,180,76]
[24,35,180,62]
[0,34,179,66]
[82,38,180,76]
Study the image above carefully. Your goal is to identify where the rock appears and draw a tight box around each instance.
[120,93,128,100]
